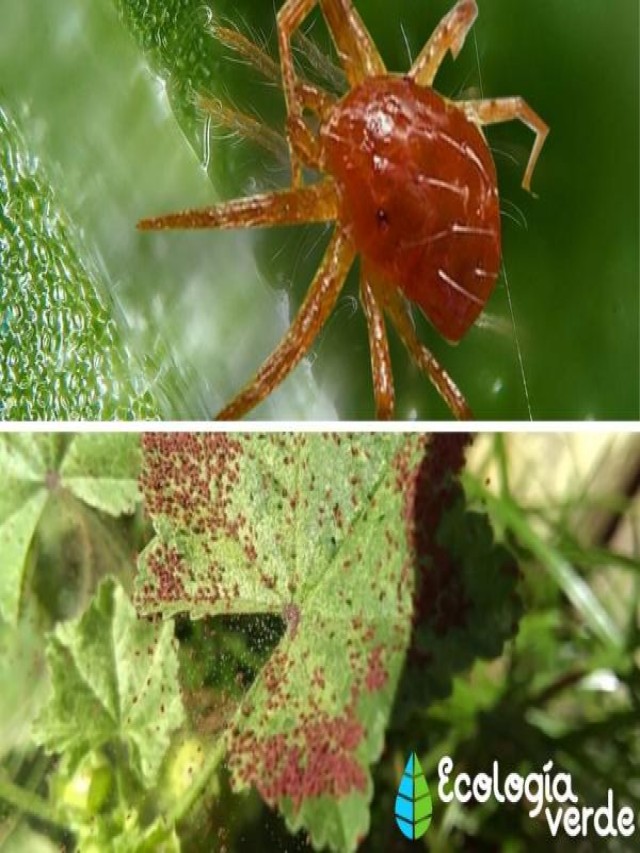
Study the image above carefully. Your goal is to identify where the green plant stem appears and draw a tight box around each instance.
[0,772,66,829]
[464,475,623,650]
[0,751,54,846]
[527,667,588,708]
[168,736,226,826]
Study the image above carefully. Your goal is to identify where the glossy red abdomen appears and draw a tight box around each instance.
[321,76,501,342]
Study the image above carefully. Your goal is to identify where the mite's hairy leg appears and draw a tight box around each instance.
[216,227,356,419]
[211,22,337,121]
[360,271,395,419]
[137,181,338,231]
[277,0,384,184]
[460,97,549,193]
[374,282,473,420]
[197,95,289,159]
[410,0,478,86]
[319,0,385,83]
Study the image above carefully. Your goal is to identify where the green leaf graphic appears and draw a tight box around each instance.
[395,752,432,840]
[0,436,61,624]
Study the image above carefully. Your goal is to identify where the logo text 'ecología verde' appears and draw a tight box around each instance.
[395,753,433,840]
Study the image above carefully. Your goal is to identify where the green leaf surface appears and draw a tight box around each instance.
[137,433,522,850]
[0,434,141,625]
[0,436,59,624]
[137,434,420,849]
[33,578,185,788]
[112,0,285,196]
[0,605,49,758]
[136,434,411,617]
[0,104,158,420]
[60,433,142,516]
[0,488,49,627]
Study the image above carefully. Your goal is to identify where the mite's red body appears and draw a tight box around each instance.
[139,1,548,419]
[322,76,501,342]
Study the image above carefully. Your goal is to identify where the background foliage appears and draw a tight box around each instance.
[1,0,638,419]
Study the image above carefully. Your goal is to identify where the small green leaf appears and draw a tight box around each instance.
[33,578,185,788]
[75,814,181,853]
[0,605,49,758]
[0,104,158,420]
[0,434,142,625]
[60,433,142,516]
[0,435,59,624]
[0,488,49,625]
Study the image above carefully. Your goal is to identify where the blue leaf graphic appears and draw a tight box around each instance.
[395,752,432,840]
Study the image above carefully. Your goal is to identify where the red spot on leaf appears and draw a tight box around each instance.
[365,645,388,692]
[229,711,366,811]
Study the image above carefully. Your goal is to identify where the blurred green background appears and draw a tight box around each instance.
[1,0,638,420]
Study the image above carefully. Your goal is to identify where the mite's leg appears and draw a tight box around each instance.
[210,20,331,171]
[360,272,395,419]
[137,181,338,231]
[211,23,337,121]
[297,82,336,123]
[216,227,356,419]
[277,0,384,184]
[410,0,478,86]
[295,29,347,92]
[319,0,385,83]
[377,284,472,420]
[199,92,327,170]
[198,95,289,159]
[460,97,549,193]
[211,22,281,83]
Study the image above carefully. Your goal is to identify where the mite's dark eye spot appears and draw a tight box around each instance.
[376,208,389,228]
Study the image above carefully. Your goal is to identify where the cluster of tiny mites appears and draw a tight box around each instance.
[229,610,397,808]
[365,645,388,692]
[139,434,419,806]
[141,543,188,603]
[141,433,244,533]
[140,434,262,605]
[231,713,367,810]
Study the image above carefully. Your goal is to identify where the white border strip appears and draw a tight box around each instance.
[0,421,638,433]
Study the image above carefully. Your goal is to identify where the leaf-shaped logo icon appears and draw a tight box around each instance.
[395,752,433,840]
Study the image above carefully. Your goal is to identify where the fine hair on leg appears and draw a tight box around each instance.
[360,271,395,418]
[373,282,473,419]
[410,0,478,85]
[216,226,356,419]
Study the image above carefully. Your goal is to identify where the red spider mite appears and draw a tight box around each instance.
[138,0,548,420]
